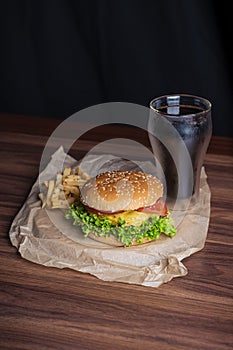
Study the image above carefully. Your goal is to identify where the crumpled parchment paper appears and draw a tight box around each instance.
[9,147,211,287]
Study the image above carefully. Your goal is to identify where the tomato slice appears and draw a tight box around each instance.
[137,198,168,216]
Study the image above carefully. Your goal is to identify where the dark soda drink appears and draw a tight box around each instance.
[149,95,212,199]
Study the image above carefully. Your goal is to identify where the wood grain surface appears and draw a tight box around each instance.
[0,114,233,350]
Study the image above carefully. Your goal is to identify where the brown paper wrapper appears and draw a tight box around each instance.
[9,147,211,287]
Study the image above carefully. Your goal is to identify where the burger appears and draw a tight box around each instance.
[66,170,176,246]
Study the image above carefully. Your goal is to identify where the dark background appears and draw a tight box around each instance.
[0,0,232,137]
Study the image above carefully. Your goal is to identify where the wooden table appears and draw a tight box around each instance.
[0,114,233,350]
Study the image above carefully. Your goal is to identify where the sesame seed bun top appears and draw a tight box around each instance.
[80,171,163,212]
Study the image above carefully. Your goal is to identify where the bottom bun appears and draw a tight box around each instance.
[88,232,156,247]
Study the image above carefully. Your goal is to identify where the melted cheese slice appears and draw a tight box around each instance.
[105,210,152,226]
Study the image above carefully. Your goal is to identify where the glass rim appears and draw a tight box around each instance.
[149,93,212,117]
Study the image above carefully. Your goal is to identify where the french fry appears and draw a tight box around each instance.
[38,193,46,208]
[38,166,90,209]
[55,173,63,186]
[63,167,71,178]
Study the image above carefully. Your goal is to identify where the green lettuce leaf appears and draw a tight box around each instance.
[65,202,177,246]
